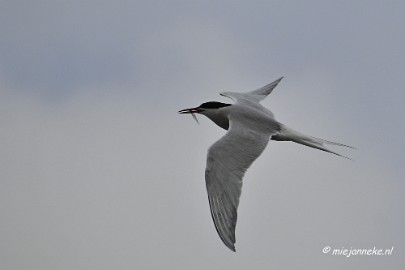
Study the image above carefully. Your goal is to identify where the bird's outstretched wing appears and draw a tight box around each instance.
[221,77,283,103]
[205,119,273,251]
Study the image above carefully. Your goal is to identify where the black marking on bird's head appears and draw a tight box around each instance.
[198,101,231,109]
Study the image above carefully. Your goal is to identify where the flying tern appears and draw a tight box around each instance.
[179,77,353,251]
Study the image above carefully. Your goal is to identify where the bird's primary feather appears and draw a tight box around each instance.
[221,76,284,103]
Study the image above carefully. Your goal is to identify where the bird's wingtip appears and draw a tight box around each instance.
[228,244,236,252]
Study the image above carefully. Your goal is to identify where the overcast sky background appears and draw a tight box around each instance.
[1,1,404,269]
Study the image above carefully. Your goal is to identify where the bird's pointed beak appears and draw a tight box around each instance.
[178,107,202,114]
[178,107,201,124]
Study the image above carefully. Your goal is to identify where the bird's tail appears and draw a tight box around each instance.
[272,124,354,159]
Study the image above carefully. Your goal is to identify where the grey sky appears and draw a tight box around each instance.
[1,1,404,269]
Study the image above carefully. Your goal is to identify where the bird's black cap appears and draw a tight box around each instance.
[199,101,231,109]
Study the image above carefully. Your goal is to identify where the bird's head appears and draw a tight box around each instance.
[178,101,231,125]
[179,101,231,114]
